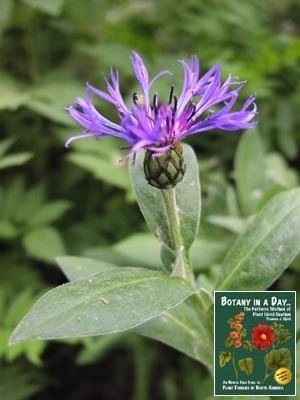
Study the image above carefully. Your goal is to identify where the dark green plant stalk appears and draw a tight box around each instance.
[160,187,194,284]
[262,367,275,384]
[232,348,239,380]
[160,185,215,372]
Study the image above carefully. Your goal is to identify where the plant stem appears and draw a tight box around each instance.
[263,367,275,384]
[132,338,154,400]
[232,348,239,380]
[160,188,215,373]
[161,187,195,284]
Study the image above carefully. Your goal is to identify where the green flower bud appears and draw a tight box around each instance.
[143,142,186,189]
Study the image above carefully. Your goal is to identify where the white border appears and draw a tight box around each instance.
[213,290,296,397]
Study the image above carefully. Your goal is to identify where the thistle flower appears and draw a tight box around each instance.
[66,51,257,188]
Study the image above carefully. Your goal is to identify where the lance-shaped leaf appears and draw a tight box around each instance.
[10,267,195,344]
[56,256,213,369]
[135,301,213,370]
[129,144,200,252]
[235,130,267,215]
[217,189,300,291]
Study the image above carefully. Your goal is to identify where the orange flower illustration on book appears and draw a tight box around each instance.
[219,311,253,379]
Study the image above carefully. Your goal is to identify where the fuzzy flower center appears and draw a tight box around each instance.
[260,333,267,340]
[132,85,196,147]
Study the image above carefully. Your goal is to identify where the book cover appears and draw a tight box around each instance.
[214,291,296,396]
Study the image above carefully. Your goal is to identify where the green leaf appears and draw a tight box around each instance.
[0,138,14,158]
[56,256,115,281]
[0,290,5,320]
[135,301,213,370]
[225,336,234,347]
[77,43,133,75]
[22,227,66,263]
[21,0,64,16]
[0,153,32,170]
[265,153,299,189]
[0,71,29,110]
[276,100,297,159]
[27,201,72,227]
[242,340,253,351]
[0,290,46,365]
[14,184,45,224]
[0,363,45,400]
[0,0,12,35]
[129,144,200,252]
[272,322,292,345]
[238,357,254,375]
[191,238,230,271]
[0,221,19,239]
[235,130,267,215]
[4,291,37,327]
[10,267,195,343]
[112,233,162,269]
[85,234,163,271]
[219,351,231,367]
[256,185,286,211]
[226,185,240,217]
[207,215,246,234]
[0,329,10,357]
[57,256,212,368]
[0,177,25,220]
[83,234,229,272]
[83,246,141,270]
[76,334,126,365]
[264,348,292,369]
[67,153,130,190]
[27,73,83,125]
[23,341,46,366]
[2,330,46,366]
[217,189,300,291]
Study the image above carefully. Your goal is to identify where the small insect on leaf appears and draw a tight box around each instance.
[99,296,109,305]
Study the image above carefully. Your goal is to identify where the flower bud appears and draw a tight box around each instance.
[143,142,186,189]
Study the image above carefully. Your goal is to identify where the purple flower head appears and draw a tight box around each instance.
[66,51,257,157]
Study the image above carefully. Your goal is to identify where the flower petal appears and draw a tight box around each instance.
[130,51,150,107]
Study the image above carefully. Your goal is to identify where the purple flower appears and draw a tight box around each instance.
[66,51,257,157]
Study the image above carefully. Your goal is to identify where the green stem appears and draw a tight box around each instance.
[132,338,154,400]
[263,368,275,384]
[160,188,215,373]
[161,188,195,284]
[232,348,238,380]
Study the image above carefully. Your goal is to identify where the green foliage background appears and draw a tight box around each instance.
[0,0,299,399]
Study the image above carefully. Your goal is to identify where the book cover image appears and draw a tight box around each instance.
[214,291,296,396]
